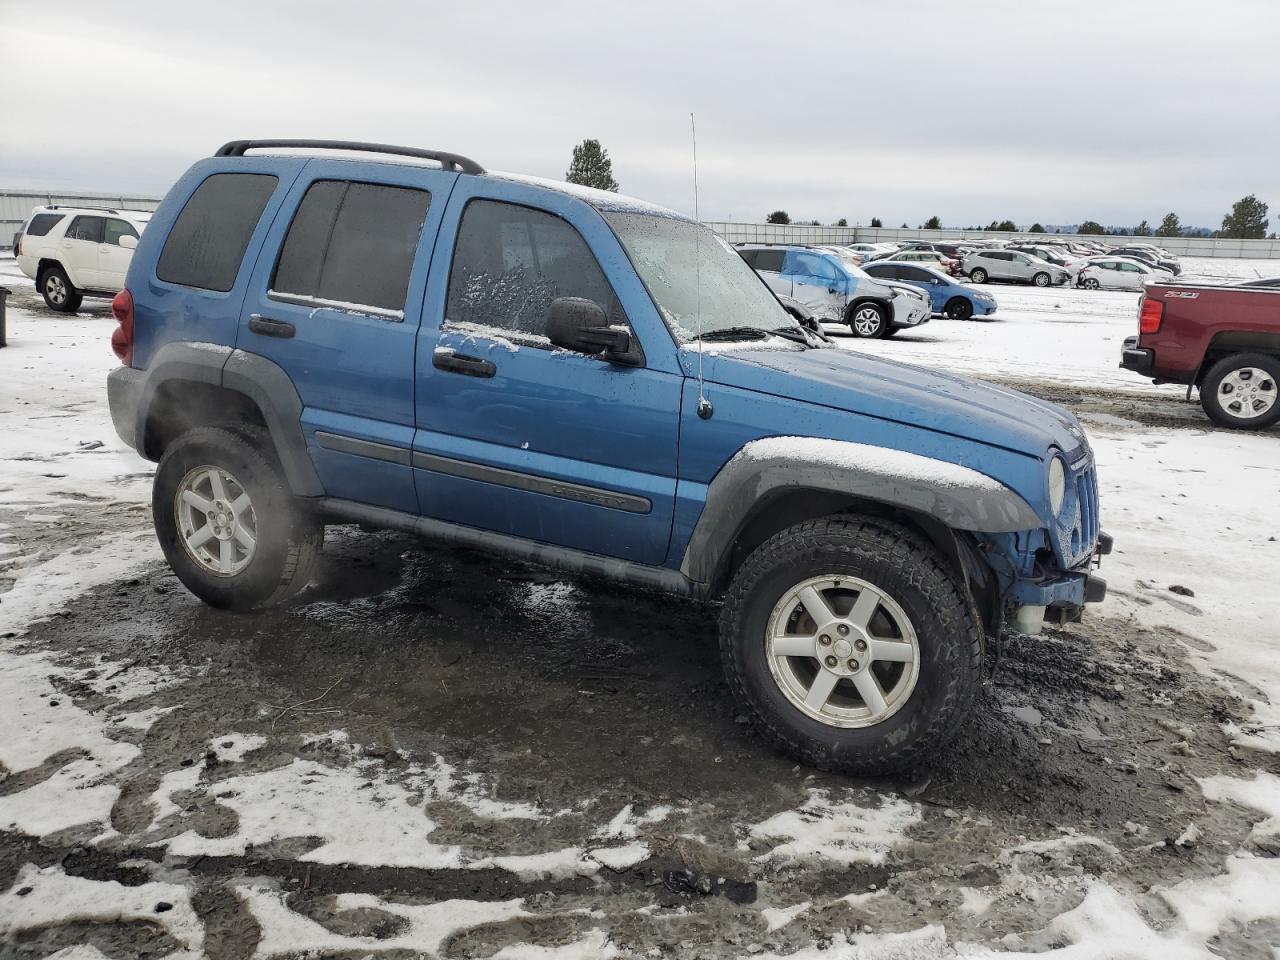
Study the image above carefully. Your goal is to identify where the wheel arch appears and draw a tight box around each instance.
[1195,333,1280,386]
[136,343,324,497]
[845,297,890,323]
[682,441,1040,633]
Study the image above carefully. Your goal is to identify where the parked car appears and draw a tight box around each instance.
[1075,257,1170,291]
[15,205,151,311]
[883,249,961,276]
[1121,279,1280,429]
[863,262,997,320]
[1109,246,1181,275]
[1007,244,1074,269]
[738,244,931,338]
[962,249,1069,287]
[107,138,1109,775]
[845,242,897,259]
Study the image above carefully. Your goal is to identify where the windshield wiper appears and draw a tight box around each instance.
[769,326,817,347]
[691,326,771,342]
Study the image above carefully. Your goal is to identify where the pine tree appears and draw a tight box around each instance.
[1029,223,1045,233]
[835,218,848,227]
[996,220,1018,232]
[1134,220,1152,236]
[870,217,882,228]
[923,215,941,229]
[1156,213,1182,237]
[565,139,619,192]
[1219,194,1269,239]
[1077,220,1106,235]
[766,210,790,224]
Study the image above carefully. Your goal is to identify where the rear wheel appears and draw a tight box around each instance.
[848,303,887,339]
[969,268,988,283]
[1200,353,1280,430]
[719,516,982,775]
[41,265,82,313]
[153,426,323,609]
[943,297,973,321]
[1033,272,1051,287]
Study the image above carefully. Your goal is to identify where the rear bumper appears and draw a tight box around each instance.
[107,365,144,451]
[1119,336,1155,377]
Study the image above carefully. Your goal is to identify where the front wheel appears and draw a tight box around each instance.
[943,297,973,321]
[719,516,982,775]
[1032,272,1051,287]
[1082,278,1100,290]
[968,268,988,283]
[153,426,323,610]
[1200,353,1280,430]
[848,303,888,339]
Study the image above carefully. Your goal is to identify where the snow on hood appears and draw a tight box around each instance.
[685,345,1089,461]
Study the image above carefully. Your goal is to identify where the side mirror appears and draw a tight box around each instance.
[546,297,641,365]
[119,234,139,250]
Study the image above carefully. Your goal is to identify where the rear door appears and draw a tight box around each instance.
[238,160,457,514]
[60,215,104,288]
[412,182,682,565]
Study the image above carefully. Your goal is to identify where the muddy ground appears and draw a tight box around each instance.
[1,500,1277,956]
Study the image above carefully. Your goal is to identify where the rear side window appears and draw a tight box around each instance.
[445,199,625,338]
[753,249,785,272]
[158,173,278,292]
[272,180,430,315]
[25,213,64,237]
[66,215,105,243]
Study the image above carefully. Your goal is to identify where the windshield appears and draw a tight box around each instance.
[603,212,794,341]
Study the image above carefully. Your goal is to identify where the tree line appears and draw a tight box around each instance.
[560,140,1273,241]
[764,197,1272,239]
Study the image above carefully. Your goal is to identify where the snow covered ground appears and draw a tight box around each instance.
[2,254,1279,958]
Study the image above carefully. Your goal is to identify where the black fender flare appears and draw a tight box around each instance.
[133,342,323,497]
[680,437,1041,586]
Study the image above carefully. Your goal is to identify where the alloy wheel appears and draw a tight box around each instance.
[45,275,66,305]
[174,465,258,576]
[1217,367,1277,420]
[764,575,920,728]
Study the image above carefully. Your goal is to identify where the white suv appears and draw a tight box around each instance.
[15,206,151,312]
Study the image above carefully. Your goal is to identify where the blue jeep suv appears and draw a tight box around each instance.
[106,140,1109,775]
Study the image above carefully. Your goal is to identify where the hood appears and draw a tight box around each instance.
[685,345,1089,461]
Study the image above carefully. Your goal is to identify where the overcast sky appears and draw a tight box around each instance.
[3,0,1277,229]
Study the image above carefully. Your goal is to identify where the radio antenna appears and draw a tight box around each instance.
[692,112,712,420]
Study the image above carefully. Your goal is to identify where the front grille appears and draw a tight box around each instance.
[1053,459,1099,568]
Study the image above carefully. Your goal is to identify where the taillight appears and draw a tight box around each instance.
[111,288,134,365]
[1139,296,1164,334]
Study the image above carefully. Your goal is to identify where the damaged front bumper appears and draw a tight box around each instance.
[1009,532,1113,634]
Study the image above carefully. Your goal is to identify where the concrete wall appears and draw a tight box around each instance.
[705,222,1280,259]
[2,190,163,250]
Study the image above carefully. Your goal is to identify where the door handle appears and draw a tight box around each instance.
[248,314,296,338]
[433,347,496,378]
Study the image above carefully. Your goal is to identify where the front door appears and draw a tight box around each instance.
[782,249,844,322]
[413,182,681,565]
[99,217,139,292]
[238,160,458,514]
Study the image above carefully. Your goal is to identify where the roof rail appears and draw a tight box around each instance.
[214,139,486,175]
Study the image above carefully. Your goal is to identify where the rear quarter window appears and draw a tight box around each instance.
[25,213,64,237]
[157,173,279,292]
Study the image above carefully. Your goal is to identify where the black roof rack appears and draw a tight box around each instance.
[215,139,485,175]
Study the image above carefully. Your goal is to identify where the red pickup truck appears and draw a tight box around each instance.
[1121,277,1280,429]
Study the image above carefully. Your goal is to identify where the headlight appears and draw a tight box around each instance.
[1048,456,1067,515]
